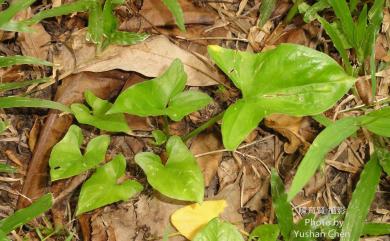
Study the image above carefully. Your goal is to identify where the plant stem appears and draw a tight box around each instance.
[182,111,225,142]
[285,0,303,23]
[162,116,170,135]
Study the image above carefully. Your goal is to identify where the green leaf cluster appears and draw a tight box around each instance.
[23,0,148,50]
[208,44,355,150]
[49,125,142,215]
[109,59,212,121]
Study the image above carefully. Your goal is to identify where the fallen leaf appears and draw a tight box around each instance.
[119,0,216,31]
[17,9,51,60]
[171,200,227,240]
[28,116,40,152]
[214,173,244,230]
[54,30,220,86]
[190,132,222,186]
[264,114,311,154]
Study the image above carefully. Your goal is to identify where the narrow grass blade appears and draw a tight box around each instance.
[327,0,355,44]
[377,147,390,177]
[0,78,49,92]
[0,21,32,32]
[0,0,35,27]
[349,0,359,12]
[0,193,53,234]
[0,96,71,113]
[0,163,15,173]
[317,17,353,75]
[341,154,382,241]
[109,31,149,46]
[287,117,359,201]
[0,56,52,68]
[162,0,185,31]
[24,0,93,25]
[87,1,103,44]
[271,169,293,240]
[362,223,390,236]
[258,0,277,28]
[354,4,368,61]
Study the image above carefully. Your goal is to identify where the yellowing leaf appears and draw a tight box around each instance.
[171,200,227,240]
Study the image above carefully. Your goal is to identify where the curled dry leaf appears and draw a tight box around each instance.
[119,0,216,30]
[54,30,220,86]
[264,114,312,154]
[17,70,128,209]
[190,132,222,186]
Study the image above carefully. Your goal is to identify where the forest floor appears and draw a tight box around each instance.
[0,0,390,240]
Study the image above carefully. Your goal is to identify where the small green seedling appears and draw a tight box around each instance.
[207,44,355,150]
[24,0,149,50]
[135,136,204,203]
[76,154,143,215]
[192,218,244,241]
[71,90,130,133]
[49,125,110,181]
[0,193,53,240]
[109,59,212,122]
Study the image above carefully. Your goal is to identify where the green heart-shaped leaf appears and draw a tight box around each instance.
[49,125,110,181]
[76,154,143,215]
[193,218,244,241]
[249,224,280,241]
[208,44,356,150]
[71,91,130,133]
[135,136,204,203]
[109,59,212,121]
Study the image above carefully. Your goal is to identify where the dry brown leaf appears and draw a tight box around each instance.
[28,116,40,152]
[264,114,311,154]
[190,132,222,186]
[214,173,244,229]
[18,24,51,61]
[54,30,220,86]
[16,9,50,60]
[120,0,216,31]
[217,158,239,190]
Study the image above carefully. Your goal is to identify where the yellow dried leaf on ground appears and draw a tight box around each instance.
[171,200,227,240]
